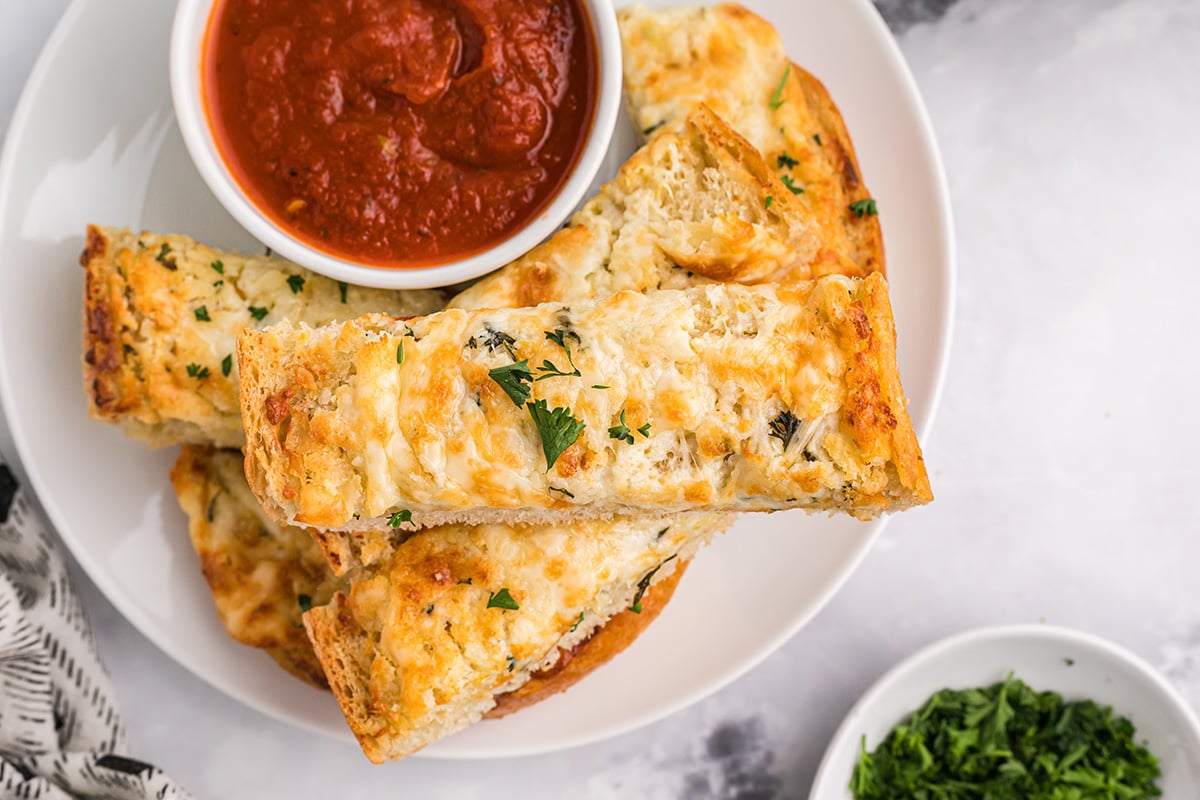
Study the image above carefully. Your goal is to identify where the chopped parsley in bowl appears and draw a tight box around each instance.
[809,625,1200,800]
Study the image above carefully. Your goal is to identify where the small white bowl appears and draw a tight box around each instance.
[169,0,622,290]
[811,624,1200,798]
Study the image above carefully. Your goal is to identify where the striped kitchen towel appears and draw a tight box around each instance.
[0,462,193,800]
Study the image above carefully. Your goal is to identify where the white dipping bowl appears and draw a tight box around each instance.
[811,624,1200,798]
[169,0,622,290]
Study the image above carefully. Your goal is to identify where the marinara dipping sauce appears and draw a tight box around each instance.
[204,0,597,267]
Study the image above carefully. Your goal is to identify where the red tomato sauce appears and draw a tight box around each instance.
[203,0,597,268]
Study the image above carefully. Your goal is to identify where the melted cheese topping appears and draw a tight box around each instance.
[241,276,930,530]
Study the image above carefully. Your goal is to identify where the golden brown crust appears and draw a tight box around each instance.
[486,563,686,719]
[81,225,447,448]
[617,4,884,278]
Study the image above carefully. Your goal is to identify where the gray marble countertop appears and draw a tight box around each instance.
[3,0,1199,797]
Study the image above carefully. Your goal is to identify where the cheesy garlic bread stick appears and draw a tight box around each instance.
[240,276,930,531]
[618,3,885,278]
[82,225,447,448]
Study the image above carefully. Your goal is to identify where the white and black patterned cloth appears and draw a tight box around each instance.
[0,462,193,800]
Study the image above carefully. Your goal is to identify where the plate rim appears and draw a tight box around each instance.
[0,0,956,760]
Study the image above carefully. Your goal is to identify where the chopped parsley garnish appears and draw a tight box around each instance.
[813,133,823,146]
[642,119,667,136]
[248,306,269,321]
[777,152,799,169]
[591,385,609,390]
[769,64,791,110]
[221,354,233,377]
[780,174,804,195]
[210,259,224,274]
[851,674,1162,799]
[486,588,519,610]
[489,360,533,406]
[769,410,802,450]
[337,281,348,303]
[286,274,305,294]
[609,410,634,444]
[656,527,670,540]
[213,280,224,289]
[629,556,676,613]
[570,611,584,633]
[478,327,518,359]
[536,329,581,380]
[193,306,210,322]
[526,399,585,472]
[396,342,404,364]
[155,243,175,269]
[850,198,879,218]
[549,486,575,499]
[297,594,312,613]
[186,363,210,379]
[388,509,412,528]
[637,422,651,438]
[765,196,775,210]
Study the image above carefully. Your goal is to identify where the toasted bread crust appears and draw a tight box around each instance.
[81,226,447,448]
[618,3,884,277]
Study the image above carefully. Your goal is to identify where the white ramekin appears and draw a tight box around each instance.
[169,0,621,290]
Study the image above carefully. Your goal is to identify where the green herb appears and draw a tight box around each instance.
[637,422,651,438]
[777,152,799,169]
[194,306,210,322]
[769,410,801,449]
[186,363,210,380]
[813,133,823,146]
[286,274,306,294]
[570,611,584,633]
[643,120,667,136]
[388,509,412,528]
[629,556,676,613]
[396,342,404,364]
[478,327,518,359]
[213,280,224,289]
[221,354,233,377]
[765,196,774,209]
[487,588,519,611]
[506,655,516,672]
[609,410,635,444]
[850,198,878,218]
[526,399,585,472]
[780,174,804,195]
[210,259,224,274]
[248,306,269,321]
[591,385,609,390]
[297,594,313,613]
[851,674,1162,800]
[769,64,791,110]
[549,486,575,499]
[155,243,175,269]
[536,330,581,380]
[337,281,348,303]
[489,360,533,406]
[656,527,670,540]
[457,578,473,585]
[1065,658,1076,666]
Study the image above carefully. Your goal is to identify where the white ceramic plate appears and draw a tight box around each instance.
[811,625,1200,798]
[0,0,953,758]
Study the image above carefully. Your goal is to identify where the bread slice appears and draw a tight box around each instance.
[618,4,884,278]
[169,445,337,688]
[82,226,447,448]
[447,106,822,312]
[170,445,697,709]
[239,276,930,531]
[303,513,727,762]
